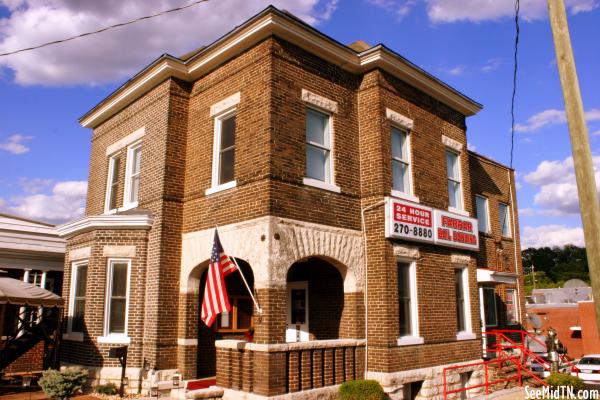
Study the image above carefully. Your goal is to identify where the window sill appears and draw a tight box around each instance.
[456,332,476,341]
[448,207,470,217]
[397,336,424,346]
[104,208,118,215]
[303,177,341,193]
[63,332,84,342]
[97,335,131,344]
[120,202,138,212]
[205,180,237,195]
[391,190,420,204]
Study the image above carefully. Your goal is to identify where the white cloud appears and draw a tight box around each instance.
[0,0,338,86]
[18,177,54,194]
[523,155,600,215]
[592,129,600,136]
[427,0,598,23]
[467,142,476,151]
[481,58,501,73]
[0,134,32,154]
[515,108,600,133]
[367,0,417,18]
[521,225,584,249]
[3,180,87,223]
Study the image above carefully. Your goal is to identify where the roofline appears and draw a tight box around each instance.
[0,212,56,227]
[80,6,482,129]
[468,150,514,172]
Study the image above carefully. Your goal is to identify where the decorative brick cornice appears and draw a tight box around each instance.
[56,213,154,238]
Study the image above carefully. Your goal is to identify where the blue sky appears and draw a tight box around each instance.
[0,0,598,248]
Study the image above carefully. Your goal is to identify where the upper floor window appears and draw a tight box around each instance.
[475,195,490,233]
[105,259,130,336]
[105,155,121,212]
[391,127,411,195]
[68,261,88,333]
[499,202,511,237]
[446,150,462,210]
[212,111,236,187]
[305,108,332,183]
[124,142,141,208]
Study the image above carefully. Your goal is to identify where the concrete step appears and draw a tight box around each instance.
[186,387,224,399]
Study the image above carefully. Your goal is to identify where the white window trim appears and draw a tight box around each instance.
[506,288,520,326]
[455,266,474,340]
[475,195,490,233]
[123,140,142,210]
[391,126,420,203]
[446,148,467,215]
[303,106,338,191]
[102,258,131,340]
[499,202,512,238]
[104,155,120,214]
[482,287,498,327]
[397,258,423,346]
[208,108,237,193]
[67,260,88,337]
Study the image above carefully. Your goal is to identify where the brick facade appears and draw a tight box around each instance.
[58,6,525,398]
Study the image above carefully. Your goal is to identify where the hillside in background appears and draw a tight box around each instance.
[522,245,590,295]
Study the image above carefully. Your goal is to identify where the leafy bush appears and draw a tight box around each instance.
[95,382,118,395]
[339,380,386,400]
[39,368,88,400]
[545,372,584,391]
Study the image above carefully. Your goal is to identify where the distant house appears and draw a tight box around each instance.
[527,282,599,359]
[0,213,65,374]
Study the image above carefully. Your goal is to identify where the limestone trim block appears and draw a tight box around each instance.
[210,92,240,116]
[301,89,338,113]
[103,245,136,258]
[181,216,364,292]
[386,108,414,131]
[442,135,463,152]
[69,246,91,261]
[215,338,365,352]
[105,126,145,156]
[222,385,340,400]
[393,244,420,259]
[451,253,471,265]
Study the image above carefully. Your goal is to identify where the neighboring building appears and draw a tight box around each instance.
[527,285,598,359]
[56,7,525,399]
[0,213,65,374]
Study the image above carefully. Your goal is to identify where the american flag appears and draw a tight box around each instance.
[201,229,238,327]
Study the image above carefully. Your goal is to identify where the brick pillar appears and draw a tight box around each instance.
[254,287,286,344]
[252,351,286,396]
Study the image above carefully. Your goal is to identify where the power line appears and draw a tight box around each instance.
[0,0,210,58]
[510,0,520,168]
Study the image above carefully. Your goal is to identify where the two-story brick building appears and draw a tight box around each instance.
[56,7,525,399]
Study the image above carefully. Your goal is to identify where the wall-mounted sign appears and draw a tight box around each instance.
[434,210,479,251]
[385,197,479,251]
[385,197,435,244]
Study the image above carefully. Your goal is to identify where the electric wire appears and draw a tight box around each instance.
[0,0,210,58]
[510,0,520,168]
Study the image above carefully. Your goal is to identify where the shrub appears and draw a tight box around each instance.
[95,382,118,395]
[339,380,386,400]
[39,368,89,400]
[545,372,584,391]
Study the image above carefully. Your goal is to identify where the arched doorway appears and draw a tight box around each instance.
[197,259,255,377]
[286,257,344,342]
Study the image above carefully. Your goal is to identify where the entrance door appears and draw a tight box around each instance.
[286,281,309,342]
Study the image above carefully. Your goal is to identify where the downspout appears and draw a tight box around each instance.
[360,199,386,379]
[508,170,523,325]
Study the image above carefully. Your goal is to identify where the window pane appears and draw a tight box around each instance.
[499,204,510,236]
[132,147,141,174]
[306,109,328,147]
[111,157,121,184]
[130,175,139,203]
[392,161,410,193]
[455,269,465,332]
[448,181,462,209]
[391,128,408,160]
[109,298,126,333]
[446,151,459,179]
[219,148,235,184]
[220,115,236,149]
[398,263,412,336]
[476,196,488,233]
[484,289,497,326]
[111,263,128,297]
[75,265,87,297]
[219,311,231,329]
[506,289,517,324]
[237,298,253,329]
[72,300,85,332]
[306,145,328,182]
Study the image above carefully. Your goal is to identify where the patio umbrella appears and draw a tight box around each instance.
[0,277,63,307]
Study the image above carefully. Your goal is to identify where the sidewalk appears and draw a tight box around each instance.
[471,387,525,400]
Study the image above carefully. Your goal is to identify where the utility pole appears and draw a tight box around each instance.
[547,0,600,337]
[532,264,536,291]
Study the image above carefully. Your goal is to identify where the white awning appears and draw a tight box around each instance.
[0,277,63,307]
[477,269,518,285]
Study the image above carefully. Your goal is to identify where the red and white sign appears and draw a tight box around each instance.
[434,210,479,251]
[386,198,435,244]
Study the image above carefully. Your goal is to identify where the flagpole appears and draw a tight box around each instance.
[231,257,262,315]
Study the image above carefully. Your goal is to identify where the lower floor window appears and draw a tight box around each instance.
[483,287,497,327]
[106,260,130,335]
[217,296,253,332]
[505,288,519,325]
